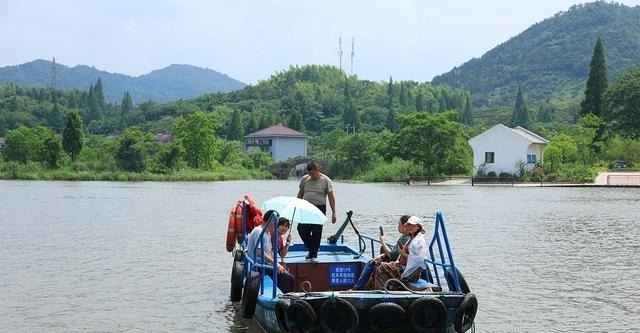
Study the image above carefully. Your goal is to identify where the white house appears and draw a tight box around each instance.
[468,124,548,176]
[244,125,307,162]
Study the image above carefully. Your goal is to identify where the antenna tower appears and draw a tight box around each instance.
[50,57,57,88]
[350,37,355,75]
[338,36,343,71]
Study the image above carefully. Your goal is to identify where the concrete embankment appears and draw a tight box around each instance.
[593,171,640,186]
[408,171,640,187]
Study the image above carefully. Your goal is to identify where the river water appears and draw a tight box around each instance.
[0,180,638,332]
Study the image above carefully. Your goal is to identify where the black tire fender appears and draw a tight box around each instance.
[318,297,358,333]
[241,271,260,318]
[275,298,291,332]
[445,267,471,293]
[367,302,406,332]
[288,299,317,333]
[230,261,244,302]
[454,293,478,333]
[407,297,447,333]
[233,249,243,262]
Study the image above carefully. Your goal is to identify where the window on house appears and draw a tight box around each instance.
[527,154,537,164]
[485,152,495,163]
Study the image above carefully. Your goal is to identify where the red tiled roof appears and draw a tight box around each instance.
[245,125,306,138]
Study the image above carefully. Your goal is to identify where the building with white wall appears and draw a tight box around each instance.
[468,124,548,176]
[244,125,307,162]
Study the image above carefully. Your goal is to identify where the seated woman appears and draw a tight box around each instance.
[368,216,427,290]
[351,215,410,290]
[246,210,295,293]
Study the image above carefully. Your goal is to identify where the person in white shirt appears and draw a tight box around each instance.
[246,212,295,293]
[367,216,427,290]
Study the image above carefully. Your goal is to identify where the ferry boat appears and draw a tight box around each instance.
[227,197,477,333]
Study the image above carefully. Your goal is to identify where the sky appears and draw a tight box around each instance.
[1,0,639,85]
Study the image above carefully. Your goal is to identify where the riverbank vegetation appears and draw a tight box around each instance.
[1,38,639,182]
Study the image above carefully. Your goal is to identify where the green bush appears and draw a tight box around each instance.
[356,159,422,182]
[498,172,512,179]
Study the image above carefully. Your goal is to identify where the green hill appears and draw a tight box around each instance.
[432,2,640,109]
[0,60,246,103]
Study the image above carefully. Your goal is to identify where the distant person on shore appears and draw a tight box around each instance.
[296,161,337,264]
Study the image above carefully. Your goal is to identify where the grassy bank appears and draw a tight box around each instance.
[0,162,274,181]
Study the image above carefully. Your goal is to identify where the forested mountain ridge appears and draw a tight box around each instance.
[0,59,246,103]
[432,2,640,108]
[0,65,470,137]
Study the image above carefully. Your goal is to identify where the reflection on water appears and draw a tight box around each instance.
[0,180,639,332]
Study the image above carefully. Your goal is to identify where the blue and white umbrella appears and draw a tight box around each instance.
[261,196,327,225]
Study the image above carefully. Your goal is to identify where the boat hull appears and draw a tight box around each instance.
[253,284,468,333]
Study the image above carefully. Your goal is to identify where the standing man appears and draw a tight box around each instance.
[297,161,337,264]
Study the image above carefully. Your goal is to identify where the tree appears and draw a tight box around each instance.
[537,101,555,123]
[114,127,148,172]
[40,129,62,168]
[48,102,65,132]
[333,131,378,177]
[62,110,84,161]
[511,84,529,128]
[94,78,106,109]
[605,136,640,166]
[120,91,133,128]
[399,82,408,108]
[173,111,220,169]
[343,78,359,133]
[4,126,60,167]
[4,126,40,163]
[543,133,578,172]
[580,37,608,117]
[287,109,304,132]
[391,111,468,177]
[217,140,245,165]
[575,113,603,163]
[8,94,20,111]
[155,141,183,171]
[385,77,396,131]
[415,92,426,112]
[227,109,245,140]
[460,96,474,126]
[603,68,640,139]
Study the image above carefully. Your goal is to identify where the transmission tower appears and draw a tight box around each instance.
[338,36,343,71]
[350,37,355,75]
[50,56,57,88]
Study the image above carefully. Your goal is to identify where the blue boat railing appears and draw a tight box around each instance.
[241,201,280,299]
[240,204,463,295]
[426,212,462,292]
[358,212,463,292]
[359,235,386,258]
